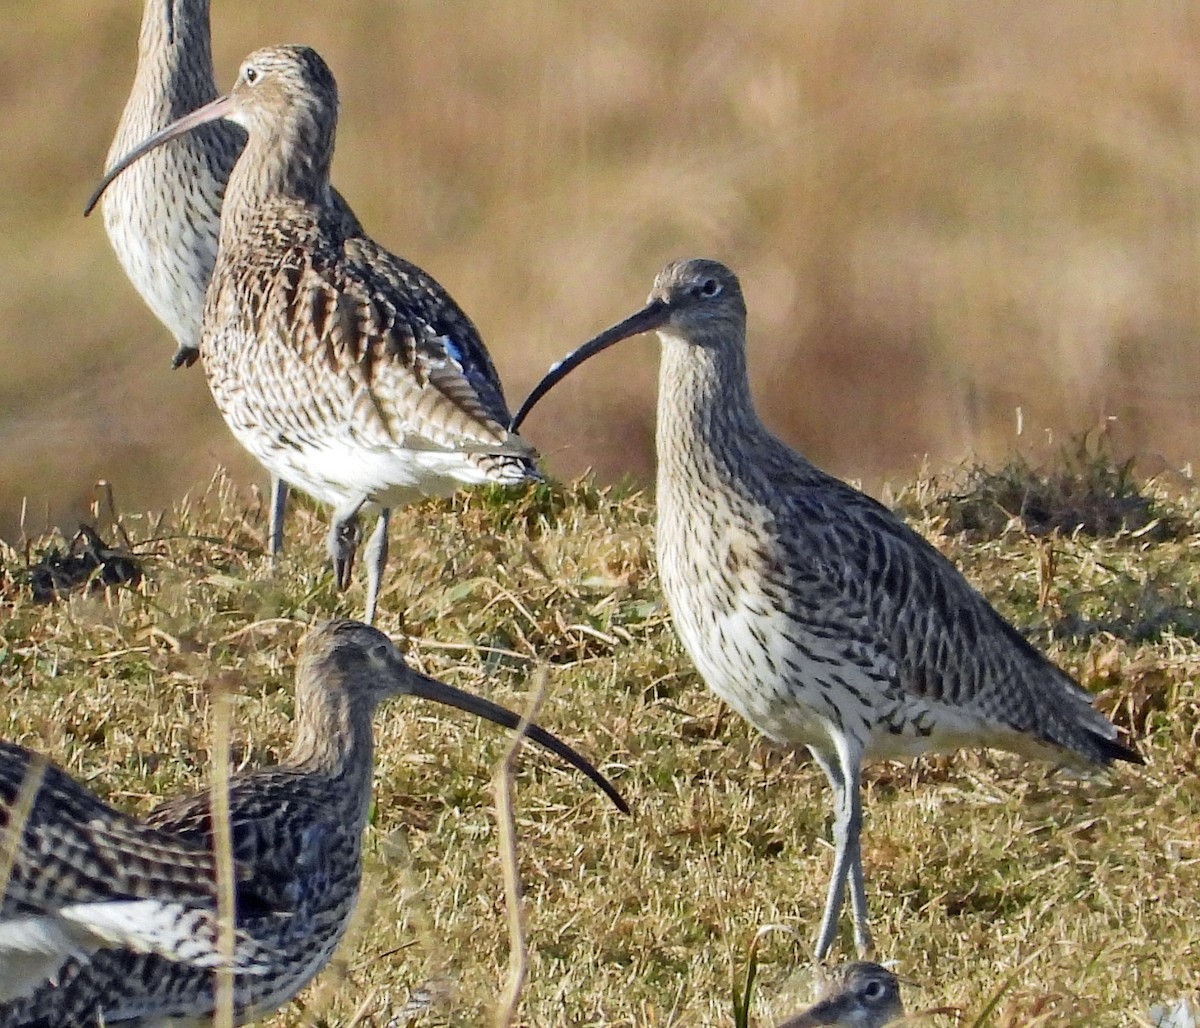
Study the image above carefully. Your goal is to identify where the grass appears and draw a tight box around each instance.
[894,430,1185,543]
[1,455,1198,1026]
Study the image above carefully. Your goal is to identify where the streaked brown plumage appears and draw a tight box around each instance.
[0,744,280,1010]
[89,44,535,623]
[0,619,625,1025]
[512,258,1140,960]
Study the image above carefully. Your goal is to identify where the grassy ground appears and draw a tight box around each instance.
[1,454,1197,1026]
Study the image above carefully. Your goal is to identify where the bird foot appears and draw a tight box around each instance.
[171,345,200,369]
[855,932,876,962]
[329,516,362,591]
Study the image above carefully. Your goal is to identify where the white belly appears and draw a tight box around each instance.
[253,432,499,510]
[205,321,514,512]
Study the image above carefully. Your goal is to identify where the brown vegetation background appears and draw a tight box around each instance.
[3,1,1200,538]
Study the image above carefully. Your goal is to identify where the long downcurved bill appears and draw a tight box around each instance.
[84,93,235,217]
[404,668,629,815]
[509,298,670,432]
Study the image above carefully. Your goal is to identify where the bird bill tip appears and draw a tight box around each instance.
[510,299,668,431]
[84,93,235,217]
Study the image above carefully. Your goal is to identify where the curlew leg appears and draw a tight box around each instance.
[268,476,289,558]
[327,501,365,592]
[844,767,871,958]
[362,508,391,626]
[810,744,871,961]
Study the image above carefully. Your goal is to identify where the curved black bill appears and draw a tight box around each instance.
[509,298,670,432]
[84,93,235,217]
[405,669,629,815]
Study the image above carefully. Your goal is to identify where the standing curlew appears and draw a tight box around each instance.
[0,619,625,1025]
[776,962,904,1028]
[97,1,361,557]
[511,258,1141,960]
[88,45,537,624]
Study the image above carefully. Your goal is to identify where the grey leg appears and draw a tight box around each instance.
[844,764,872,958]
[362,508,391,625]
[810,745,871,961]
[327,501,365,592]
[268,476,289,558]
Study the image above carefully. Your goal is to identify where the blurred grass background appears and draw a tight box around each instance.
[3,1,1200,537]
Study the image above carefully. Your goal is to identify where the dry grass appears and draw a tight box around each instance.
[5,2,1200,535]
[1,459,1197,1026]
[894,430,1186,543]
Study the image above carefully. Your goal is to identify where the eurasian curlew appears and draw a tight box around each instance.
[89,45,536,623]
[777,962,904,1028]
[96,0,366,556]
[511,257,1140,960]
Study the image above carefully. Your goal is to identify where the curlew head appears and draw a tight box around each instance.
[509,258,747,432]
[293,620,629,814]
[776,962,904,1028]
[86,44,338,216]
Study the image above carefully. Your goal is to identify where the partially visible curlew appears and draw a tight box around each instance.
[0,619,625,1025]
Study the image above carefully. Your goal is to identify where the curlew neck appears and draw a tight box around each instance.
[283,655,379,828]
[133,0,219,118]
[219,97,337,243]
[656,328,762,486]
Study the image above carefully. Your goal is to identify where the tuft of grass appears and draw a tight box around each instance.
[893,432,1188,543]
[1,461,1198,1025]
[730,924,799,1028]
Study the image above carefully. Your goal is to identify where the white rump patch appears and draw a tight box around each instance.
[0,900,275,1001]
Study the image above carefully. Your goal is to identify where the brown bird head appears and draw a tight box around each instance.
[509,258,747,432]
[776,962,904,1028]
[292,620,629,814]
[87,44,339,217]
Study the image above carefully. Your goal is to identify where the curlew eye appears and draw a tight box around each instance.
[244,65,260,85]
[369,641,392,663]
[861,980,886,1002]
[698,277,721,298]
